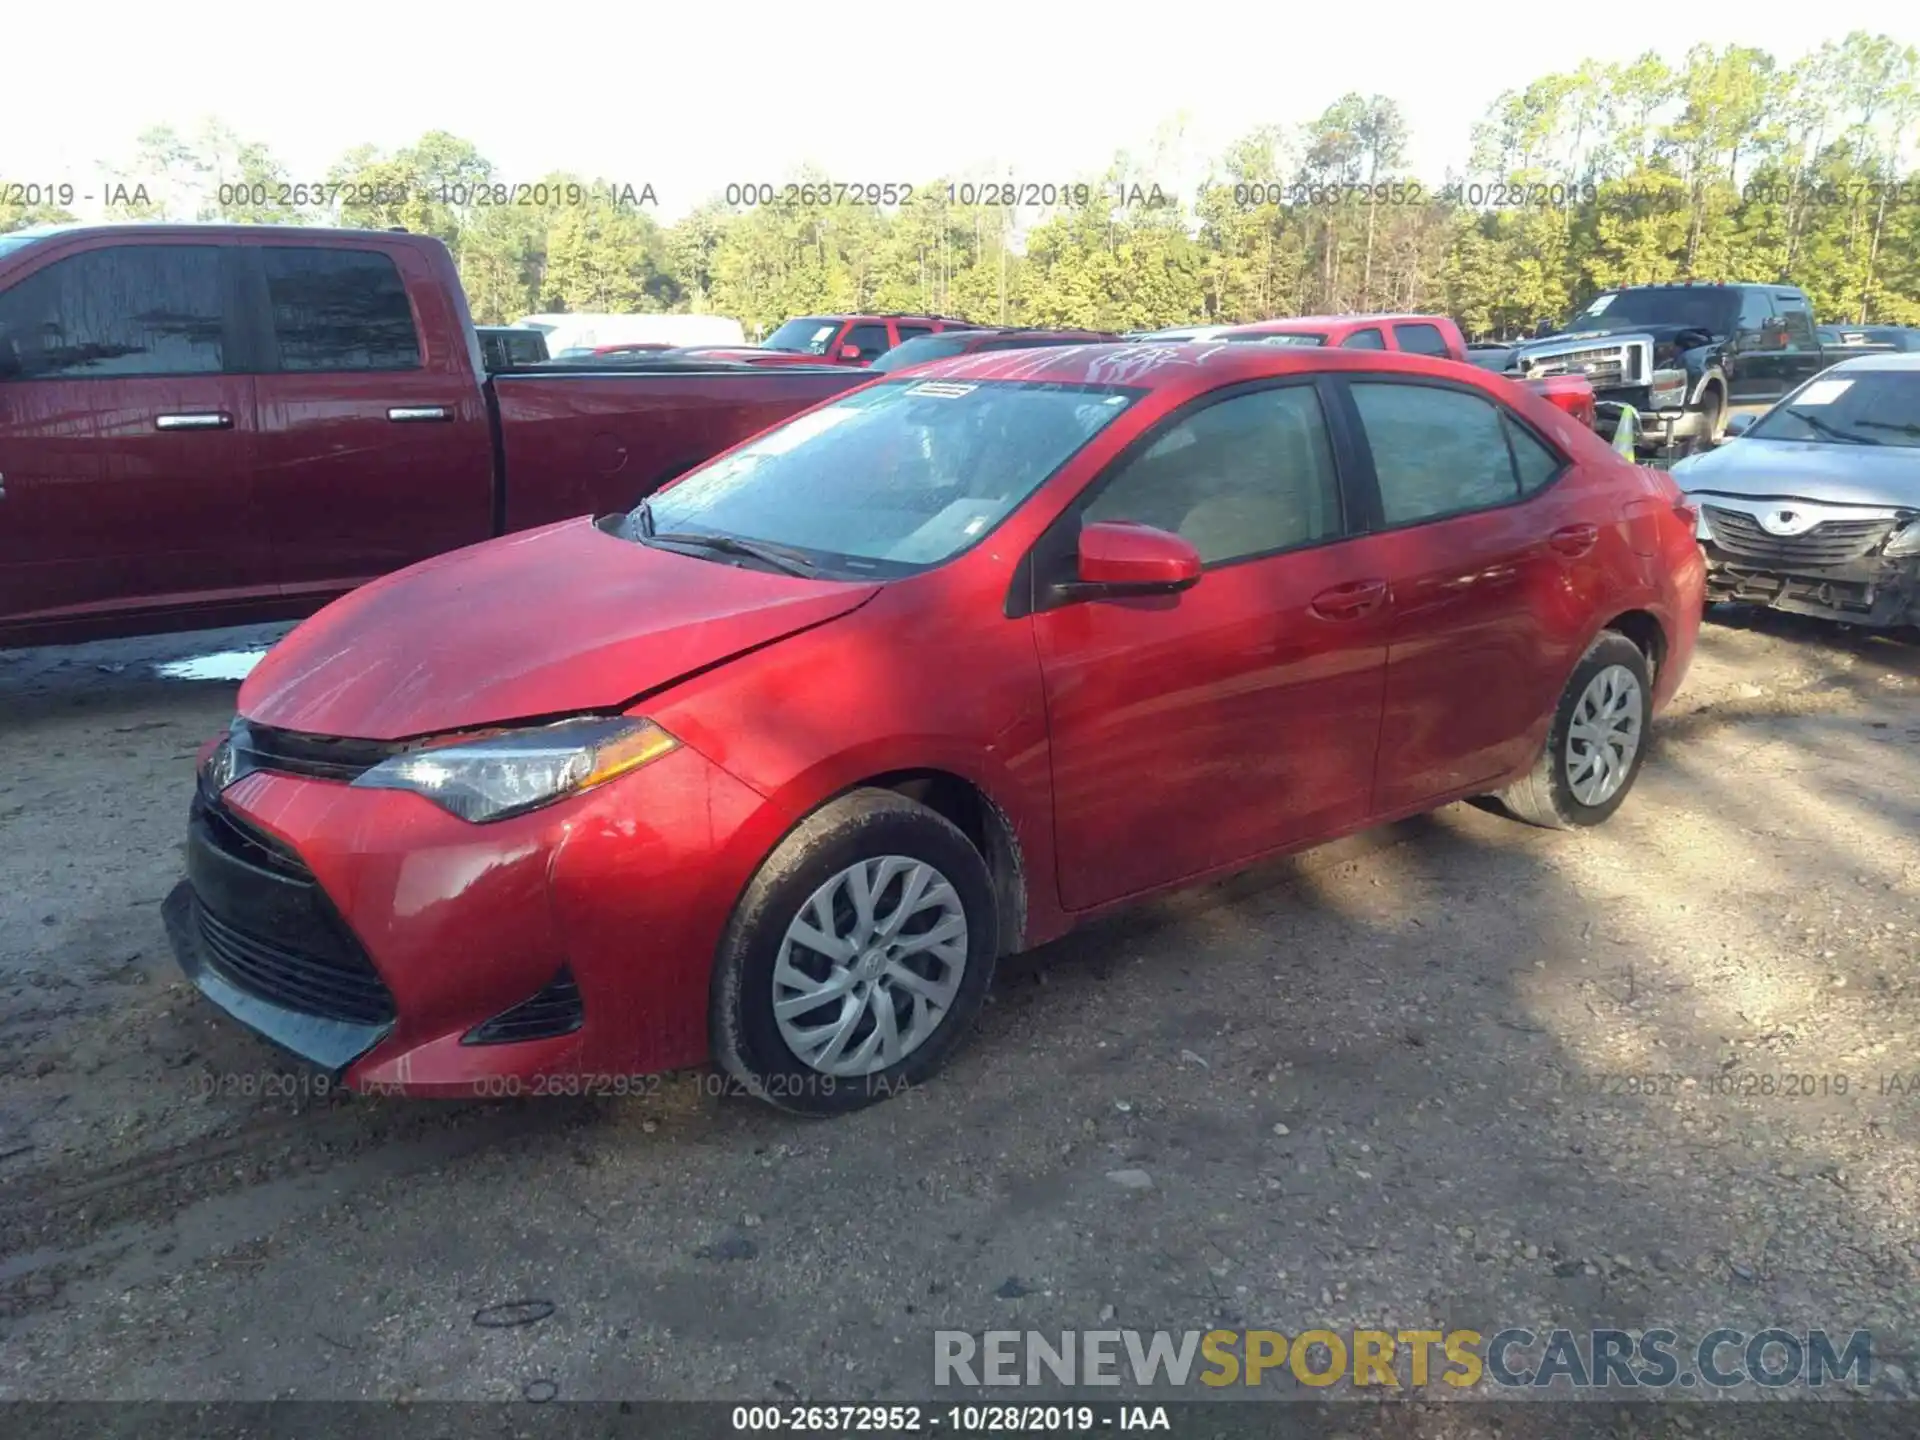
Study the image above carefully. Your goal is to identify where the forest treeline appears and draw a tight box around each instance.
[4,33,1916,338]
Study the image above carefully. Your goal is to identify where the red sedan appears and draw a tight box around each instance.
[164,343,1704,1113]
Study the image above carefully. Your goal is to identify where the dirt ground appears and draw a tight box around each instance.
[1,607,1916,1418]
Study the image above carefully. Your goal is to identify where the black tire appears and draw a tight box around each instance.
[1693,387,1726,453]
[710,788,998,1115]
[1495,631,1654,830]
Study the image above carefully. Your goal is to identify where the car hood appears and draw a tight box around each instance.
[1673,439,1920,509]
[238,518,880,741]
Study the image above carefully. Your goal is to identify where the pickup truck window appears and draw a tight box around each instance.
[640,379,1137,573]
[1774,294,1817,350]
[1340,329,1386,350]
[1735,289,1775,346]
[762,317,840,354]
[1571,288,1737,335]
[1393,322,1450,357]
[0,244,227,380]
[260,247,422,372]
[843,323,892,360]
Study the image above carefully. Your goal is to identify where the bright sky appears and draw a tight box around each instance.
[9,0,1914,224]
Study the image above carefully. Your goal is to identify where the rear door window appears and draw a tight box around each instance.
[259,246,422,371]
[0,244,229,379]
[895,323,934,343]
[1350,381,1525,525]
[1393,322,1451,357]
[1340,328,1386,350]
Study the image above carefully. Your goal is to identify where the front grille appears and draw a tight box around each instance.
[465,968,584,1045]
[188,792,396,1027]
[230,721,405,783]
[193,900,397,1026]
[1528,346,1631,385]
[1703,506,1897,568]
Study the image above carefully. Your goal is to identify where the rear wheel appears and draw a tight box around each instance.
[1693,387,1726,453]
[711,789,998,1115]
[1495,632,1653,830]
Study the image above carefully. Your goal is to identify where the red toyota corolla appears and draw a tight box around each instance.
[164,342,1704,1114]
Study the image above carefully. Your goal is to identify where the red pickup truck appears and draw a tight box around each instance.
[0,224,869,648]
[1217,313,1598,429]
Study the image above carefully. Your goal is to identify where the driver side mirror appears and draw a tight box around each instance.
[839,343,864,361]
[1054,520,1203,603]
[1724,412,1756,438]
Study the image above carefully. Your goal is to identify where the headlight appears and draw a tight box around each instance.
[351,717,679,823]
[1886,520,1920,559]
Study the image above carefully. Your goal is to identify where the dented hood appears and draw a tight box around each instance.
[238,518,879,740]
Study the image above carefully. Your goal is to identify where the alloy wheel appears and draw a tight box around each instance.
[1565,663,1644,807]
[772,855,969,1077]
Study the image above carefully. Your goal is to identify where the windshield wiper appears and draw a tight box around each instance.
[632,497,656,537]
[1781,407,1878,445]
[646,529,817,576]
[1855,419,1920,438]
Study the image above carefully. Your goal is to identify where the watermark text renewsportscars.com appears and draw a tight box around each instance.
[935,1327,1874,1391]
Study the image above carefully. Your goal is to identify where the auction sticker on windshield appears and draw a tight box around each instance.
[906,382,978,397]
[1794,379,1854,406]
[1584,294,1616,314]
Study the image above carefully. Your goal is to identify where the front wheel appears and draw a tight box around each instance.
[710,789,999,1115]
[1494,631,1653,830]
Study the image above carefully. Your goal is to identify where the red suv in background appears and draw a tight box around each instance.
[165,341,1702,1114]
[1218,312,1469,357]
[749,314,982,366]
[1217,315,1598,430]
[869,326,1118,372]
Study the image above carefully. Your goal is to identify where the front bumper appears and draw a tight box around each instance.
[162,741,774,1096]
[1702,548,1920,626]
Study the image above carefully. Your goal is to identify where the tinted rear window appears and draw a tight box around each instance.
[1394,322,1451,356]
[260,247,421,372]
[0,243,227,379]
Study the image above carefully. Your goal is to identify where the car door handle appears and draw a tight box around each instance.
[1310,578,1389,620]
[1548,523,1600,558]
[388,406,451,423]
[154,412,233,431]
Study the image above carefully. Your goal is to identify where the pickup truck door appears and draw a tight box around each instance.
[1726,289,1782,408]
[0,237,269,639]
[1773,292,1827,393]
[244,238,494,602]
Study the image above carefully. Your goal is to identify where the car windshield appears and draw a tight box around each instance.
[762,317,841,354]
[869,334,974,372]
[635,379,1138,576]
[1748,370,1920,449]
[1565,288,1738,335]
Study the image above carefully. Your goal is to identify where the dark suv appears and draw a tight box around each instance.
[1469,283,1831,457]
[869,326,1118,373]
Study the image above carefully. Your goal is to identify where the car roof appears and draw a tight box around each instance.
[1829,351,1920,372]
[905,339,1491,397]
[3,222,424,243]
[1234,313,1446,329]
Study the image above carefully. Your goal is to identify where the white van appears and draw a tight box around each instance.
[517,313,748,356]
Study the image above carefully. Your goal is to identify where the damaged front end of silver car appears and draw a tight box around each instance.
[1692,495,1920,627]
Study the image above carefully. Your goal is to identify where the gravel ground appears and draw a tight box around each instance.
[0,608,1916,1422]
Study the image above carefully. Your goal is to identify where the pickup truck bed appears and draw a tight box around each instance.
[0,224,866,648]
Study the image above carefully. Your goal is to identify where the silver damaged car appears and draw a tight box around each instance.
[1673,353,1920,629]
